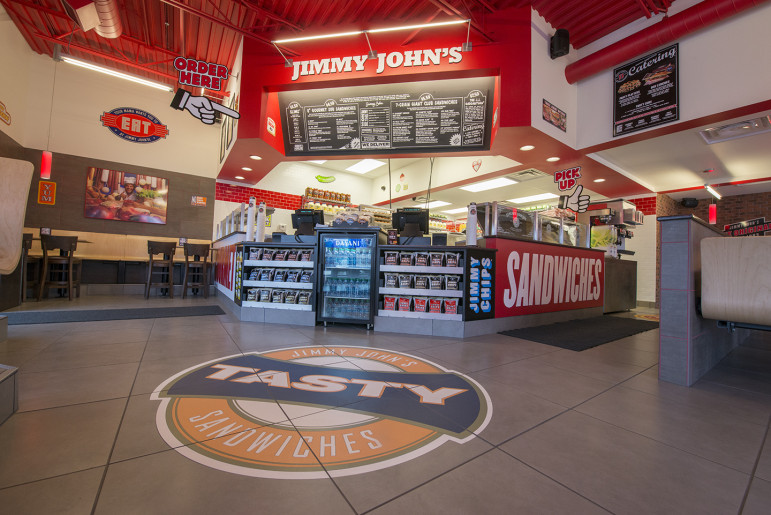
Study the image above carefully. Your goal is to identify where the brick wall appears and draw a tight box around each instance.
[672,191,771,230]
[629,196,657,216]
[215,183,302,211]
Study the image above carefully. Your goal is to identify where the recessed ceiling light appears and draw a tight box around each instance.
[308,160,327,164]
[519,145,535,151]
[508,193,559,204]
[413,200,451,209]
[249,155,262,160]
[234,176,245,180]
[241,167,252,171]
[345,159,386,174]
[443,207,469,214]
[546,157,560,162]
[593,178,606,183]
[459,177,518,192]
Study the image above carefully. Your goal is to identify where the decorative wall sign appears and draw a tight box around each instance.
[172,89,240,126]
[279,77,493,156]
[37,181,56,205]
[554,166,581,191]
[173,57,229,91]
[542,99,566,132]
[724,217,769,236]
[0,101,11,125]
[558,184,590,213]
[151,346,491,479]
[472,159,482,172]
[84,167,168,224]
[613,44,679,136]
[100,107,169,143]
[191,195,207,207]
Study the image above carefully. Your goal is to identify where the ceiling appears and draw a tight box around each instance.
[4,0,771,206]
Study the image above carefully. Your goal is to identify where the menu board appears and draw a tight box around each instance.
[279,77,494,156]
[613,44,678,137]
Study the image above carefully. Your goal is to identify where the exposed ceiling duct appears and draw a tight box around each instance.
[60,0,122,39]
[565,0,768,84]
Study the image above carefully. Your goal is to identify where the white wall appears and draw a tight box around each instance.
[212,199,292,240]
[622,213,657,303]
[256,162,375,204]
[577,1,771,148]
[0,4,220,178]
[530,11,578,148]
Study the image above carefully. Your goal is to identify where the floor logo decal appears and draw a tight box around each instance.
[152,346,491,479]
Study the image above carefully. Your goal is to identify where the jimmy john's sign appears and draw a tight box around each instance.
[485,238,604,317]
[613,43,679,137]
[290,46,464,81]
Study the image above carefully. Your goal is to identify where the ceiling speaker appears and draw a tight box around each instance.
[681,198,698,208]
[550,29,569,59]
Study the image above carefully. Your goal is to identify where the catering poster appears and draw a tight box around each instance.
[278,77,493,156]
[613,44,678,137]
[84,167,168,224]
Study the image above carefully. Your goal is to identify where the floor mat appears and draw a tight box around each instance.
[500,315,659,351]
[6,305,225,324]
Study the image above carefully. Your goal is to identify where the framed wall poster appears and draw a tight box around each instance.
[84,167,168,224]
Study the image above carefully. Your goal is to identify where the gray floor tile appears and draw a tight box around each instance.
[525,348,648,383]
[329,433,493,513]
[131,352,233,396]
[743,477,771,515]
[94,449,354,514]
[700,365,771,397]
[0,399,124,488]
[18,362,139,411]
[0,467,104,515]
[502,410,749,514]
[110,393,177,462]
[20,340,146,373]
[52,327,150,346]
[369,449,608,515]
[576,385,767,473]
[581,342,660,368]
[756,426,771,482]
[475,359,616,408]
[141,334,240,361]
[416,340,537,372]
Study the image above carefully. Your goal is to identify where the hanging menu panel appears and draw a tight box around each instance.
[279,77,494,156]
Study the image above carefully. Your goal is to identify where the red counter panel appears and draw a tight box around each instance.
[485,238,604,317]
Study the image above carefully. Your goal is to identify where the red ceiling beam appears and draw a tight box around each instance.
[427,0,494,42]
[238,0,302,31]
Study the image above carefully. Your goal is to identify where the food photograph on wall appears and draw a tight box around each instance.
[84,167,168,224]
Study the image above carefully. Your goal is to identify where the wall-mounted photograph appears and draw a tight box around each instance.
[84,167,168,224]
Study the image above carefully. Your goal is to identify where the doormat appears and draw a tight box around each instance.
[6,305,225,325]
[500,316,659,351]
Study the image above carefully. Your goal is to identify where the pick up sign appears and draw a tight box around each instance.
[555,166,581,191]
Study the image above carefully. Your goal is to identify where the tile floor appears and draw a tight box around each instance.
[0,296,770,514]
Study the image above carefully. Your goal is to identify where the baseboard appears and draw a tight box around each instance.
[636,300,657,308]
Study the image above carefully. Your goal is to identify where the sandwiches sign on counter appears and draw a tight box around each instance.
[485,239,604,317]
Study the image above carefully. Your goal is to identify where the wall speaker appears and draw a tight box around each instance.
[681,198,699,208]
[550,29,570,59]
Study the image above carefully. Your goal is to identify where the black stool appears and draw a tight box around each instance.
[38,235,81,301]
[182,243,211,298]
[145,241,176,298]
[21,233,41,302]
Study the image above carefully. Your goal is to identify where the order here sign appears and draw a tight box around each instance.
[484,238,605,317]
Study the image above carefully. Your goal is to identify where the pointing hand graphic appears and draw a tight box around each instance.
[171,89,240,125]
[558,184,590,213]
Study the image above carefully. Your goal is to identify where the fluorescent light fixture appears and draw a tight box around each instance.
[414,200,451,209]
[368,19,468,34]
[519,145,535,151]
[249,155,262,160]
[443,207,469,214]
[345,159,385,174]
[241,167,252,171]
[460,177,518,192]
[273,30,363,44]
[308,160,328,164]
[546,157,560,162]
[234,176,245,180]
[593,178,606,183]
[705,185,722,199]
[58,54,173,92]
[508,193,559,204]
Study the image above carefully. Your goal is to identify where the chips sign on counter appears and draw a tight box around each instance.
[613,44,678,137]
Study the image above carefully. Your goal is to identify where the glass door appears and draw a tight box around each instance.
[319,233,374,323]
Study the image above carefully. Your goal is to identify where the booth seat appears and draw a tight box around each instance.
[700,236,771,330]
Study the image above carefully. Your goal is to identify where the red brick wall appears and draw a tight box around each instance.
[215,183,302,211]
[671,191,771,230]
[629,196,657,216]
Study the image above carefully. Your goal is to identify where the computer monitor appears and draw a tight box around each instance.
[392,208,429,237]
[291,209,324,235]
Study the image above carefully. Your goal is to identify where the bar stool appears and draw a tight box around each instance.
[145,241,176,299]
[38,235,81,301]
[21,233,41,302]
[182,243,211,298]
